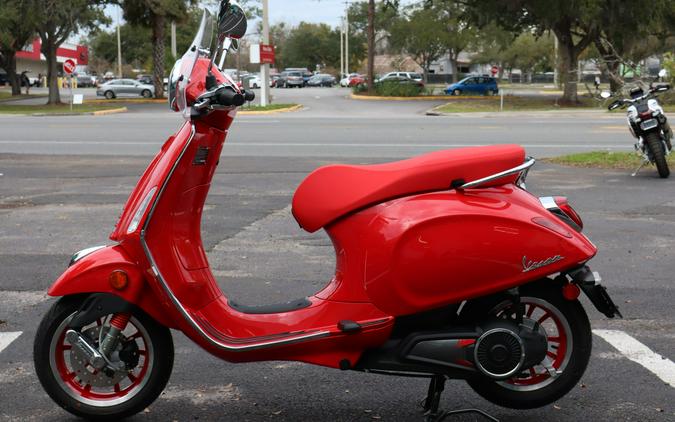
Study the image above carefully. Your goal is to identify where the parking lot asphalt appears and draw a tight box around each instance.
[0,87,674,421]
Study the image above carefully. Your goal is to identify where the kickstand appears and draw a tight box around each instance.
[632,159,649,177]
[422,375,500,422]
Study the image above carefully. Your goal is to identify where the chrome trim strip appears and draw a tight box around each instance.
[538,196,558,210]
[459,157,536,190]
[69,245,107,266]
[139,123,330,352]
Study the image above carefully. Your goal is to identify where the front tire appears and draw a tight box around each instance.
[644,131,670,178]
[462,282,592,409]
[34,295,174,420]
[453,89,461,96]
[104,91,115,100]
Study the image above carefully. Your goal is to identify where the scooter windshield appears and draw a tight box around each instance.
[169,10,215,119]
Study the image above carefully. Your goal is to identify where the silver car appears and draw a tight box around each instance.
[96,79,155,99]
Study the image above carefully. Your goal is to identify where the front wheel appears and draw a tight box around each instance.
[34,295,174,420]
[644,131,670,178]
[453,89,461,96]
[462,282,592,409]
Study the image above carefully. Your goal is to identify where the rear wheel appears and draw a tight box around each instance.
[141,89,152,98]
[34,295,173,420]
[644,131,670,178]
[461,282,592,409]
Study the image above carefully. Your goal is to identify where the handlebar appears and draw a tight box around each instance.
[215,87,245,106]
[606,83,670,110]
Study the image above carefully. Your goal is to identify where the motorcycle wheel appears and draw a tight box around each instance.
[34,295,174,420]
[644,131,670,178]
[461,281,592,409]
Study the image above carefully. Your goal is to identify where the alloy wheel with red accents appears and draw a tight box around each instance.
[34,295,174,420]
[463,282,592,409]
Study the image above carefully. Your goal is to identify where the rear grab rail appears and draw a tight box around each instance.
[459,157,535,190]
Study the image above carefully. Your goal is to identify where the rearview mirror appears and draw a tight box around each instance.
[600,91,611,99]
[218,1,247,40]
[608,100,622,111]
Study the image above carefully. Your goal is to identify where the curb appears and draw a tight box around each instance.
[424,104,613,118]
[350,93,453,101]
[26,107,128,117]
[85,98,167,104]
[238,104,303,115]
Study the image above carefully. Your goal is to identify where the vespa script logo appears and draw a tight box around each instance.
[522,255,565,273]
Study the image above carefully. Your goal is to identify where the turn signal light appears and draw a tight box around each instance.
[553,197,584,230]
[109,270,129,290]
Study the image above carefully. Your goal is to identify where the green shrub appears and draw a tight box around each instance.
[375,81,423,97]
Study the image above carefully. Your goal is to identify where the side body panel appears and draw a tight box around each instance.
[325,185,597,316]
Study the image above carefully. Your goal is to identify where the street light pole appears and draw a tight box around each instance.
[260,0,271,106]
[344,2,349,75]
[340,16,344,78]
[116,5,122,78]
[171,22,177,59]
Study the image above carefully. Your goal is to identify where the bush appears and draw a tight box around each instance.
[375,81,423,97]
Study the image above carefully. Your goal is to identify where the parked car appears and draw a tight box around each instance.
[348,74,366,87]
[96,78,155,99]
[244,73,261,88]
[270,74,281,87]
[137,75,153,85]
[76,74,97,88]
[377,71,423,82]
[0,71,8,86]
[277,71,304,88]
[445,76,498,96]
[307,74,336,87]
[340,73,360,87]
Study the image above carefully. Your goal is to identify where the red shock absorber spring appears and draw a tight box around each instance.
[110,313,131,330]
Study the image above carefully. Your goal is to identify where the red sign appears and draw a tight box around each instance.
[260,44,275,65]
[491,65,499,76]
[63,59,76,75]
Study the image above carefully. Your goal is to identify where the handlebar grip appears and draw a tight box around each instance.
[216,88,245,107]
[244,90,255,102]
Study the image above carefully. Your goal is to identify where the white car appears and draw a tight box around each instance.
[247,74,261,88]
[376,71,423,83]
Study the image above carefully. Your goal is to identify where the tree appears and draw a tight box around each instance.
[0,0,36,95]
[121,0,194,98]
[31,0,107,104]
[389,7,446,82]
[594,0,675,91]
[464,0,603,103]
[428,0,477,83]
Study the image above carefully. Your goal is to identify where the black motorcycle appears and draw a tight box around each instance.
[604,81,672,178]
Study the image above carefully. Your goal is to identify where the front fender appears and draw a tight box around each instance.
[49,244,177,328]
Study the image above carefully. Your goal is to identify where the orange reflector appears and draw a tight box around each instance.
[562,283,581,301]
[109,270,129,290]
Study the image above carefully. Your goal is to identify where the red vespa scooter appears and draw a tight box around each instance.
[34,3,621,421]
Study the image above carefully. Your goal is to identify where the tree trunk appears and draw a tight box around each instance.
[152,14,166,98]
[366,0,375,94]
[448,51,458,83]
[42,40,61,105]
[3,53,21,96]
[558,41,578,103]
[594,39,624,93]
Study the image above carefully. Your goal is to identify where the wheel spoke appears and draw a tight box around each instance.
[114,383,121,393]
[529,367,536,377]
[127,372,137,383]
[547,351,557,360]
[537,312,551,324]
[526,304,535,318]
[547,336,561,343]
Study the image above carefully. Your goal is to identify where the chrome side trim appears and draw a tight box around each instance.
[69,245,107,266]
[139,123,330,352]
[459,157,536,190]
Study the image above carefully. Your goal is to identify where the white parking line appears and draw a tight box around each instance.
[594,329,675,387]
[0,332,22,354]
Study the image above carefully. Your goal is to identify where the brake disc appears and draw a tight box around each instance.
[69,326,128,387]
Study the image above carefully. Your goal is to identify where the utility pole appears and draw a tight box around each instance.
[553,32,559,88]
[260,0,270,106]
[340,16,344,78]
[116,5,122,78]
[344,1,349,75]
[171,22,177,58]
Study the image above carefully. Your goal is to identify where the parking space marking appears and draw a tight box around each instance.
[0,332,22,354]
[594,329,675,387]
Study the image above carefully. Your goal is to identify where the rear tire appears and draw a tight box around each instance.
[34,295,174,420]
[644,131,670,178]
[141,89,152,98]
[461,281,592,409]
